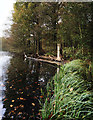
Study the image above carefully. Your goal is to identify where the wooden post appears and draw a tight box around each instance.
[57,44,61,61]
[57,67,60,74]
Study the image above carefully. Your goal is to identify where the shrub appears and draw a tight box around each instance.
[40,59,93,120]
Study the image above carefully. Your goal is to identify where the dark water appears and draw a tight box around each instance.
[0,51,12,119]
[1,53,57,120]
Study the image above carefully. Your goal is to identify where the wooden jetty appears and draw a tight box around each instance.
[27,55,66,66]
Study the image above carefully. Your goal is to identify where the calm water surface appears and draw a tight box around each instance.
[0,51,12,120]
[0,51,57,120]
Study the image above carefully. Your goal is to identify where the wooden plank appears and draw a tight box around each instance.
[28,57,62,66]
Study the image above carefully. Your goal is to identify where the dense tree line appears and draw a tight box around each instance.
[3,2,93,60]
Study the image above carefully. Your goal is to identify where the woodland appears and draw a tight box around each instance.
[2,2,93,61]
[1,2,93,119]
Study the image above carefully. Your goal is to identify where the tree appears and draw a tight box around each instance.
[6,2,92,60]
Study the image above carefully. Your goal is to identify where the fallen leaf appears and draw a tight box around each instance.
[9,112,11,115]
[23,117,26,119]
[11,110,14,113]
[40,96,43,98]
[34,96,37,99]
[38,112,40,115]
[4,98,8,101]
[20,92,23,94]
[20,104,24,108]
[20,97,24,100]
[32,103,35,106]
[14,108,17,111]
[10,105,13,107]
[18,112,22,115]
[12,100,15,102]
[19,89,22,91]
[20,97,26,100]
[10,86,12,88]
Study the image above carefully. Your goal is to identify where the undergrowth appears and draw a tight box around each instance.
[40,59,93,120]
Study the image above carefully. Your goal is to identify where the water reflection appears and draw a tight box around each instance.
[0,51,12,119]
[2,55,57,120]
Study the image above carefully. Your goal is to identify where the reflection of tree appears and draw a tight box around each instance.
[2,56,56,119]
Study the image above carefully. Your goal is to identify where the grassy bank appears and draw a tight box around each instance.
[40,59,93,120]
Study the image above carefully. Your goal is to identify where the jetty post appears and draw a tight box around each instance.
[57,44,61,61]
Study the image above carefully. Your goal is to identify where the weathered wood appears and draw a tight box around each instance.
[57,44,61,61]
[38,55,57,61]
[29,57,62,66]
[27,54,68,65]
